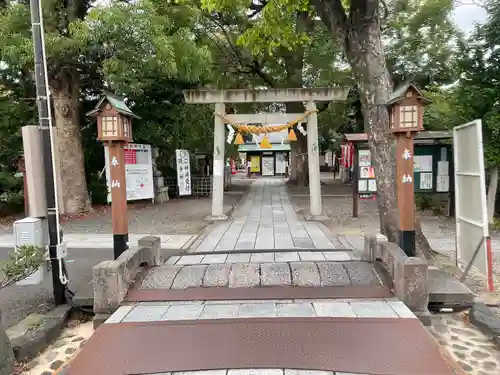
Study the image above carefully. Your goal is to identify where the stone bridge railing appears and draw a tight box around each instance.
[364,234,431,325]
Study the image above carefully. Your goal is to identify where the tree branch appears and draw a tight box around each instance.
[208,13,278,88]
[249,0,268,18]
[311,0,349,50]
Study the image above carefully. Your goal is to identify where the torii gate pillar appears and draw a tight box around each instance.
[208,102,227,221]
[306,100,322,218]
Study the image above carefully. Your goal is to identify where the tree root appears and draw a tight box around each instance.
[415,214,439,260]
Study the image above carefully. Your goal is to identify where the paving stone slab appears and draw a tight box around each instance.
[290,262,321,287]
[428,268,474,305]
[342,262,381,286]
[260,263,292,286]
[229,263,260,288]
[141,266,182,289]
[172,265,208,289]
[238,303,277,318]
[203,264,231,287]
[316,262,351,286]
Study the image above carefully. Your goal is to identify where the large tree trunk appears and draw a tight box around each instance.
[284,11,311,187]
[344,14,400,243]
[313,0,432,251]
[286,101,309,186]
[487,165,499,225]
[51,75,90,214]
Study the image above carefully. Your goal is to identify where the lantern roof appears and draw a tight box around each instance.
[387,82,431,106]
[86,92,141,119]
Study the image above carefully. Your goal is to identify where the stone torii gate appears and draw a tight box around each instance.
[183,88,349,221]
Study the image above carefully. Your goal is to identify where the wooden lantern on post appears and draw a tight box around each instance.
[87,93,141,259]
[387,83,430,257]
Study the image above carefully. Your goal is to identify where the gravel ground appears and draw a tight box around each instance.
[0,180,251,235]
[289,194,458,237]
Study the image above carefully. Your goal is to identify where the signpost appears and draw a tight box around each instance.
[87,93,141,259]
[387,83,430,257]
[176,149,192,196]
[105,143,154,202]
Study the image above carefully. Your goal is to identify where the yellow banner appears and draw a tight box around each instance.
[250,156,260,172]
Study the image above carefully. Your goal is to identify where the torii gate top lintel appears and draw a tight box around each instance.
[183,87,350,104]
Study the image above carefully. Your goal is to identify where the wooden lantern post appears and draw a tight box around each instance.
[388,84,430,257]
[87,93,141,259]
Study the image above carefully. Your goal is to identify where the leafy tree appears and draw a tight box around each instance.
[201,0,460,250]
[0,0,210,213]
[452,0,500,223]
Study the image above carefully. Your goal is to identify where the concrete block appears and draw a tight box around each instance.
[238,303,277,317]
[298,252,325,261]
[93,236,161,315]
[379,241,430,320]
[317,262,351,286]
[364,233,387,261]
[343,262,380,285]
[200,304,240,319]
[105,305,134,324]
[277,303,315,317]
[470,302,500,337]
[290,262,321,287]
[313,302,355,317]
[274,252,300,262]
[350,301,398,318]
[202,253,228,264]
[260,263,292,286]
[322,252,351,261]
[122,305,169,322]
[229,263,260,287]
[250,253,275,263]
[226,253,251,263]
[140,266,182,289]
[138,236,161,266]
[171,265,208,289]
[162,303,203,320]
[203,264,231,287]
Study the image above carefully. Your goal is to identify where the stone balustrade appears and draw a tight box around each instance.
[92,236,161,328]
[364,234,431,325]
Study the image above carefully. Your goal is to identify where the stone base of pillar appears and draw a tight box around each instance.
[304,214,329,222]
[204,214,228,222]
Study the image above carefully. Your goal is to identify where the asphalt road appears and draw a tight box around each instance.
[0,247,114,328]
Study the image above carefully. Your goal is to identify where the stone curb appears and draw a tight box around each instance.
[6,304,72,362]
[469,302,500,347]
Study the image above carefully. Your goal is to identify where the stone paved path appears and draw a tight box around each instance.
[193,179,350,252]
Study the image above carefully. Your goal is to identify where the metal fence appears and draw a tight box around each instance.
[164,168,232,198]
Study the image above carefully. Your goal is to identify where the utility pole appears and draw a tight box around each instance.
[29,0,67,305]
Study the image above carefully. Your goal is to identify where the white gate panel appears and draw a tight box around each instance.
[453,120,492,287]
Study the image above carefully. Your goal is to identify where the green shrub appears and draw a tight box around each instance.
[0,244,45,288]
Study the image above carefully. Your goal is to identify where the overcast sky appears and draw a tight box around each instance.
[453,4,487,33]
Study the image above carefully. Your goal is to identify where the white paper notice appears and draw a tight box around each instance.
[413,155,421,172]
[368,179,377,192]
[213,160,224,176]
[358,149,371,167]
[358,179,368,192]
[437,161,449,176]
[420,172,433,190]
[436,175,450,192]
[420,155,433,172]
